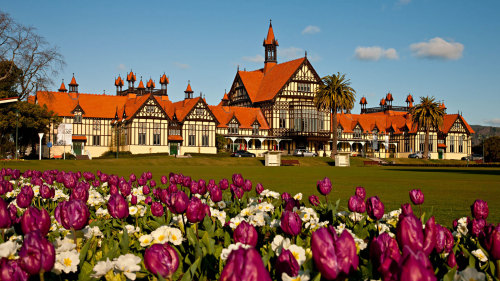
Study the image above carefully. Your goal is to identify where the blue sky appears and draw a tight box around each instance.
[3,0,500,126]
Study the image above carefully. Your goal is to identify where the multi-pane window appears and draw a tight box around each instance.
[188,125,196,146]
[297,83,310,92]
[404,132,410,152]
[353,127,362,139]
[279,110,286,129]
[229,122,238,134]
[196,108,204,116]
[459,135,464,153]
[419,135,425,152]
[252,123,259,135]
[92,135,100,146]
[202,126,209,146]
[153,123,161,145]
[292,108,319,132]
[337,128,343,138]
[74,113,82,123]
[146,105,155,113]
[138,123,147,145]
[449,136,455,152]
[93,120,100,131]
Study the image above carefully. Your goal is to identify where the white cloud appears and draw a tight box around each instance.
[242,54,264,63]
[354,46,399,61]
[173,62,190,69]
[410,37,464,60]
[281,47,304,60]
[117,64,126,71]
[302,25,320,35]
[484,118,500,126]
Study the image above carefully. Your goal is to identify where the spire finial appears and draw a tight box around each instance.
[188,79,190,85]
[269,19,272,26]
[305,50,307,58]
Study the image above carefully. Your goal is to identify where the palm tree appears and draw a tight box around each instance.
[314,72,356,158]
[410,96,445,159]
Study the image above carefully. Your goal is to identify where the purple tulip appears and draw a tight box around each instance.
[144,243,179,278]
[107,194,129,219]
[109,185,119,195]
[355,186,366,200]
[168,191,189,214]
[186,197,209,223]
[243,179,252,192]
[447,251,457,268]
[276,249,299,278]
[232,187,244,200]
[210,187,223,203]
[18,231,55,275]
[8,204,19,224]
[131,195,138,205]
[219,179,229,190]
[422,216,436,256]
[284,198,300,212]
[396,210,424,253]
[198,179,207,194]
[220,247,272,281]
[401,203,413,216]
[62,173,76,189]
[16,186,34,208]
[471,199,489,220]
[309,195,320,206]
[58,200,90,231]
[233,221,258,247]
[317,177,332,196]
[190,181,199,195]
[70,185,89,202]
[399,246,436,281]
[145,196,152,205]
[348,195,366,213]
[470,218,486,238]
[119,182,132,197]
[39,185,54,199]
[255,183,264,194]
[483,223,500,260]
[281,192,291,202]
[161,176,168,185]
[409,189,424,205]
[150,179,157,189]
[370,232,401,281]
[20,206,51,235]
[0,259,29,281]
[143,185,150,195]
[129,173,136,182]
[232,174,244,187]
[0,198,12,229]
[280,211,302,236]
[151,202,165,217]
[366,196,385,220]
[311,227,359,280]
[182,176,192,188]
[138,177,147,186]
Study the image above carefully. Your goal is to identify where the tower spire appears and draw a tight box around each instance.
[263,20,278,74]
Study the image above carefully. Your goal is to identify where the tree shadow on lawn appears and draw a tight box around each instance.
[387,168,500,176]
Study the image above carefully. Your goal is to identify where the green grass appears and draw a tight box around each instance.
[3,155,500,226]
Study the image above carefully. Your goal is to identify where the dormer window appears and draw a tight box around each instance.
[196,108,204,115]
[252,123,259,135]
[229,123,239,134]
[297,83,310,92]
[74,113,82,124]
[337,128,343,138]
[353,127,362,139]
[146,105,155,113]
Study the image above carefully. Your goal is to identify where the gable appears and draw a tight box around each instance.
[229,74,253,105]
[185,99,218,123]
[134,98,168,119]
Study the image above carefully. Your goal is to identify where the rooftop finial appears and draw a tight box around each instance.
[305,50,307,58]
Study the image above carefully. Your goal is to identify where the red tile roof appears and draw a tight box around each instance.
[406,94,414,103]
[359,97,367,105]
[168,135,183,141]
[185,83,193,93]
[69,76,78,86]
[127,71,136,82]
[160,74,169,85]
[72,135,87,141]
[115,76,124,87]
[147,78,155,89]
[437,143,447,148]
[386,93,393,101]
[441,114,475,134]
[209,105,270,129]
[137,80,145,89]
[59,81,67,92]
[264,22,278,46]
[380,98,386,106]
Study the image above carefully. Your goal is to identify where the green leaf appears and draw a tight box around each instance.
[180,257,202,281]
[79,237,93,268]
[442,267,457,281]
[78,261,94,281]
[186,227,198,246]
[311,272,322,281]
[120,227,129,255]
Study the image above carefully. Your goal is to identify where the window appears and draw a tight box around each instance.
[449,136,455,152]
[353,127,362,139]
[252,123,259,135]
[188,125,196,146]
[229,122,238,134]
[196,108,204,116]
[138,123,147,145]
[92,135,100,146]
[202,126,209,146]
[279,110,286,129]
[459,135,464,153]
[153,123,161,145]
[255,140,261,149]
[74,113,82,124]
[146,105,155,113]
[419,134,425,152]
[297,83,310,92]
[93,120,100,131]
[404,132,410,152]
[337,128,343,138]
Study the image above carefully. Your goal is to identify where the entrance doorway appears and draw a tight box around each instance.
[73,142,82,155]
[170,143,178,155]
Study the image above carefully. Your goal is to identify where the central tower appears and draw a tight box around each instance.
[263,20,278,74]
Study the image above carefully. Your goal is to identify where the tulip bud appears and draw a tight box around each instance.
[275,249,299,278]
[255,183,264,194]
[401,203,413,216]
[190,181,199,195]
[150,180,157,189]
[129,173,136,182]
[144,243,179,278]
[58,200,90,231]
[161,176,168,185]
[348,195,366,213]
[62,173,76,189]
[281,192,291,202]
[366,196,385,220]
[0,197,12,229]
[16,186,34,208]
[309,195,320,206]
[119,182,132,197]
[70,185,89,202]
[143,185,150,195]
[186,197,209,223]
[422,216,436,256]
[21,206,51,235]
[232,187,244,200]
[399,246,436,281]
[220,247,272,281]
[447,251,457,268]
[233,221,258,247]
[151,202,165,217]
[409,189,424,205]
[232,174,244,187]
[280,211,302,236]
[19,231,55,275]
[317,177,332,196]
[40,184,54,199]
[311,227,359,280]
[0,259,29,281]
[182,176,192,188]
[243,180,252,192]
[131,195,138,205]
[369,232,401,280]
[470,218,486,238]
[355,186,366,200]
[107,194,129,219]
[219,179,229,190]
[145,196,152,205]
[109,185,119,195]
[168,191,189,214]
[284,198,300,212]
[396,211,424,252]
[210,187,223,203]
[471,199,489,220]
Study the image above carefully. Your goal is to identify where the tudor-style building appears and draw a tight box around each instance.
[30,21,474,160]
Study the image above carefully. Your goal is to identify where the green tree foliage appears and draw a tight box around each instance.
[216,134,227,152]
[0,60,22,98]
[314,72,356,157]
[410,96,445,159]
[484,136,500,162]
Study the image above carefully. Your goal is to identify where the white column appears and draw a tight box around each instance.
[38,133,44,160]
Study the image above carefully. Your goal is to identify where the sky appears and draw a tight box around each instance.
[3,0,500,126]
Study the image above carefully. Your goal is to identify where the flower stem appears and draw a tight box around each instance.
[72,228,79,251]
[496,260,500,280]
[39,271,45,281]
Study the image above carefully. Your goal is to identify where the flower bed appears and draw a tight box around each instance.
[0,168,499,281]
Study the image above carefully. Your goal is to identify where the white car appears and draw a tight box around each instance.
[293,149,317,157]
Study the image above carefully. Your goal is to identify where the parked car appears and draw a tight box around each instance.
[230,150,256,157]
[293,149,318,157]
[461,154,483,161]
[408,151,424,159]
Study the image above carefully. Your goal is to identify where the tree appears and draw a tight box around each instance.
[410,96,445,159]
[314,72,356,158]
[484,136,500,162]
[0,11,64,100]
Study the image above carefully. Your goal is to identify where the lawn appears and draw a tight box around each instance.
[3,155,500,226]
